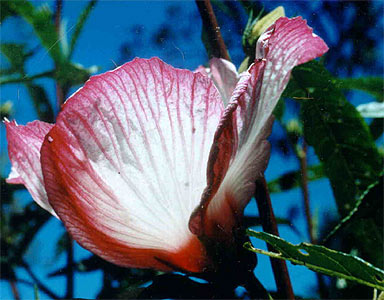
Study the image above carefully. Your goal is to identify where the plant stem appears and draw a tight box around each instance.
[255,177,295,299]
[10,280,20,300]
[21,260,60,299]
[65,235,74,299]
[195,0,230,60]
[55,0,65,108]
[298,140,328,298]
[243,271,271,300]
[0,71,55,85]
[298,140,315,243]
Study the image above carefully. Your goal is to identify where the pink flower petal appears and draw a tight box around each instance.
[191,17,328,239]
[41,58,223,271]
[195,58,239,106]
[6,167,23,184]
[209,58,239,106]
[189,73,251,236]
[5,120,58,217]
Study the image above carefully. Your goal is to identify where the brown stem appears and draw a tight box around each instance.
[10,280,20,300]
[299,140,315,244]
[298,140,328,297]
[195,0,230,60]
[255,177,295,299]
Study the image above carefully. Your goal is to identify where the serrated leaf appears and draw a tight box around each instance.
[322,177,382,244]
[292,61,382,217]
[245,230,384,291]
[335,77,384,102]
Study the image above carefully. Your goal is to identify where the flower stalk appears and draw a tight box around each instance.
[195,0,230,60]
[194,0,296,296]
[255,177,295,299]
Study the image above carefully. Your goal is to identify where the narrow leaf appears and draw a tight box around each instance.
[8,1,65,65]
[245,230,384,291]
[0,43,32,73]
[25,83,55,123]
[335,77,384,102]
[69,0,97,58]
[268,164,324,193]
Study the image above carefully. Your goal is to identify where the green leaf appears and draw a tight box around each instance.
[0,1,18,22]
[26,83,55,123]
[268,164,324,193]
[292,61,382,217]
[8,0,65,65]
[273,98,285,122]
[322,177,382,244]
[1,41,54,122]
[249,6,285,45]
[335,77,384,102]
[0,70,54,85]
[69,0,97,58]
[55,63,97,89]
[245,230,384,291]
[0,43,32,74]
[369,118,384,141]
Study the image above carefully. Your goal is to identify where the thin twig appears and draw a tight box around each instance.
[55,0,65,108]
[299,140,315,243]
[195,0,230,60]
[243,271,271,300]
[65,235,74,299]
[298,139,328,298]
[21,260,60,299]
[255,177,295,299]
[10,280,20,300]
[0,71,55,85]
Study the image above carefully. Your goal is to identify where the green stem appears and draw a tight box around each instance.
[0,71,55,85]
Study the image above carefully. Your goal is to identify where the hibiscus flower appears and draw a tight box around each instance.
[5,17,328,273]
